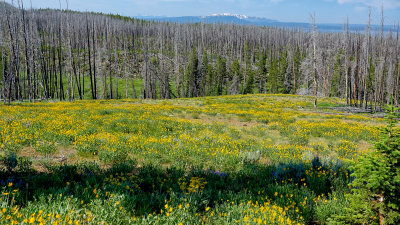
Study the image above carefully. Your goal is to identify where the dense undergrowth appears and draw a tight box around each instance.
[0,94,386,224]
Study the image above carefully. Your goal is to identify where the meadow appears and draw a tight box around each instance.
[0,94,385,224]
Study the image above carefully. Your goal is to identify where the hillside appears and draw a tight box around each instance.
[0,94,385,224]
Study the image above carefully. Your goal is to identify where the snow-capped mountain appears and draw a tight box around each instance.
[136,13,391,33]
[207,13,249,20]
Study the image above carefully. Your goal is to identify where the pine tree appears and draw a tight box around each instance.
[201,52,208,96]
[279,50,289,93]
[185,48,199,97]
[229,59,241,95]
[257,51,267,93]
[292,46,302,94]
[206,63,215,96]
[243,68,255,94]
[268,58,280,93]
[336,100,400,224]
[216,56,226,95]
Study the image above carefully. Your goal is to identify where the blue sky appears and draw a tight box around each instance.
[7,0,400,25]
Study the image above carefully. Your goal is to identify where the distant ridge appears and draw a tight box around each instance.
[137,13,394,33]
[0,1,17,12]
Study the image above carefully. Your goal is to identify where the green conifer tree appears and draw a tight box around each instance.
[336,100,400,224]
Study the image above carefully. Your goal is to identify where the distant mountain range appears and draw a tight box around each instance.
[138,13,280,26]
[0,2,394,34]
[137,13,394,33]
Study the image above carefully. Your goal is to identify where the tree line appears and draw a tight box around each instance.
[0,2,399,110]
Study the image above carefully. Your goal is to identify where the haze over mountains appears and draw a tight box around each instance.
[137,13,393,33]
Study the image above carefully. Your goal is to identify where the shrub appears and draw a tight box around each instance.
[99,147,129,165]
[272,162,305,183]
[335,140,357,159]
[191,112,200,119]
[17,157,33,174]
[315,192,349,225]
[34,140,57,155]
[288,131,310,146]
[2,150,18,172]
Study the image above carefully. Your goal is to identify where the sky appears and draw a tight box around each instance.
[5,0,400,25]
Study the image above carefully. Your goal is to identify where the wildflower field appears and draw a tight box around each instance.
[0,94,386,224]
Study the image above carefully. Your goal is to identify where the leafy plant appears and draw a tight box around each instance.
[242,150,261,164]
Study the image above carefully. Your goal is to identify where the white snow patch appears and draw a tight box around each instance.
[208,13,248,19]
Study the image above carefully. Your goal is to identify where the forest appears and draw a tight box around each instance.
[0,2,399,109]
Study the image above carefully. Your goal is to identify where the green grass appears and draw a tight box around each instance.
[0,94,385,224]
